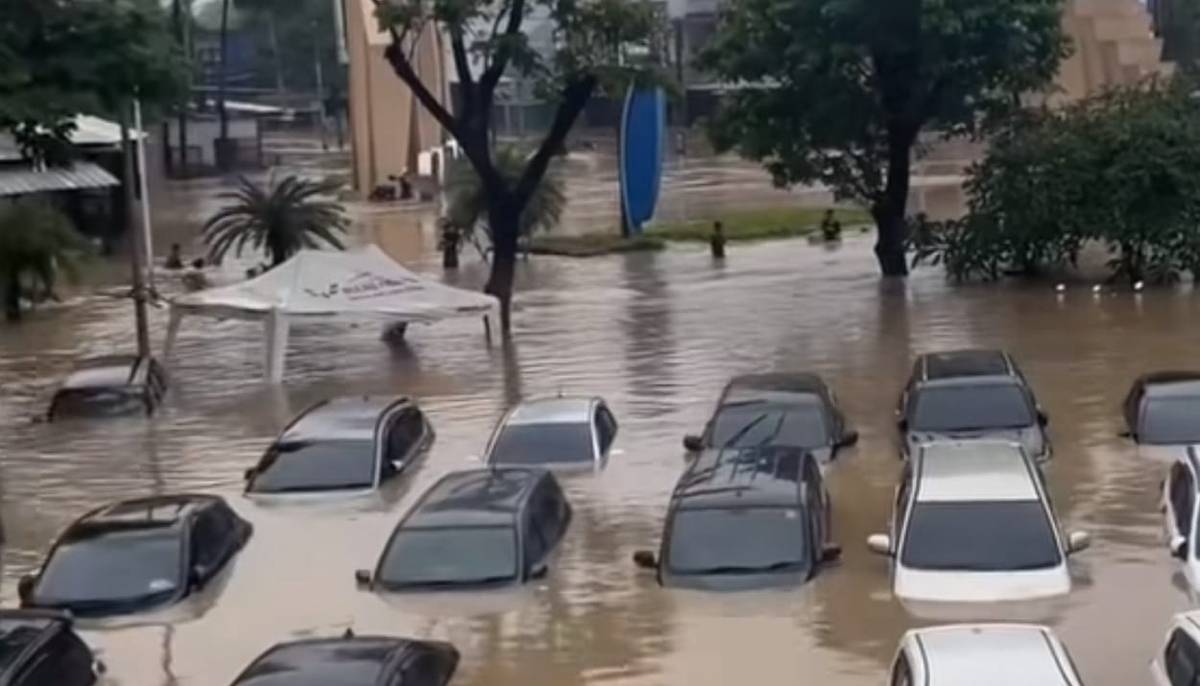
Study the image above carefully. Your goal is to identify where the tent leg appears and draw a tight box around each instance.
[264,310,290,383]
[163,310,183,366]
[483,315,493,346]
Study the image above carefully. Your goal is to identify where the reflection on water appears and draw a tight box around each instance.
[0,187,1194,685]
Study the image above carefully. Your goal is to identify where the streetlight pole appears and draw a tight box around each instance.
[118,99,152,359]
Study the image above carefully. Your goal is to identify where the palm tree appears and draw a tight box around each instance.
[203,175,348,267]
[0,201,90,322]
[445,146,566,257]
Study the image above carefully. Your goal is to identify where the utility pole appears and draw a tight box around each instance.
[118,100,152,359]
[313,20,329,151]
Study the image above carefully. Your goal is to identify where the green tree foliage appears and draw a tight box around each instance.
[203,175,349,267]
[912,80,1200,284]
[0,202,90,321]
[446,146,566,251]
[0,0,184,165]
[702,0,1070,276]
[376,0,661,332]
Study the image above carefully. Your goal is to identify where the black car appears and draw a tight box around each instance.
[19,494,252,617]
[684,373,858,462]
[633,446,840,590]
[897,349,1049,460]
[0,610,101,686]
[230,635,458,686]
[47,355,168,420]
[1122,371,1200,445]
[356,468,571,591]
[245,396,434,495]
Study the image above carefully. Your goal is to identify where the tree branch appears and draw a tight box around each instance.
[383,26,459,139]
[449,26,475,120]
[514,75,597,206]
[478,0,525,107]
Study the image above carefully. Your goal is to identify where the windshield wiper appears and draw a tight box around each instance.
[388,575,514,589]
[263,483,372,493]
[722,412,772,450]
[681,560,808,576]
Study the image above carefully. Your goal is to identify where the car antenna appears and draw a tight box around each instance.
[343,628,356,639]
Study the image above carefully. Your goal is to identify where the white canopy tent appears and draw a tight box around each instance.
[165,245,498,382]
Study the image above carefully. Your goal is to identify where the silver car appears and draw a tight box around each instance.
[892,623,1084,685]
[484,397,618,469]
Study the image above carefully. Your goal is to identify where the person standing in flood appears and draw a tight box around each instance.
[165,243,184,270]
[710,221,727,259]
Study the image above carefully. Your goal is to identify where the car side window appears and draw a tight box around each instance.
[191,508,236,577]
[802,458,825,541]
[16,633,93,686]
[400,651,454,686]
[595,405,618,455]
[1171,464,1196,540]
[890,652,913,686]
[529,478,570,559]
[388,409,425,465]
[894,465,913,537]
[523,504,548,570]
[1166,629,1200,686]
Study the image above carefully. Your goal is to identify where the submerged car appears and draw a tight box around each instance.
[892,623,1084,686]
[356,468,571,591]
[0,609,102,686]
[245,396,433,495]
[1152,610,1200,686]
[20,494,252,617]
[633,446,840,590]
[47,355,168,420]
[866,441,1088,603]
[1123,372,1200,455]
[1161,447,1200,591]
[230,634,459,686]
[898,350,1049,460]
[484,397,618,468]
[684,373,857,462]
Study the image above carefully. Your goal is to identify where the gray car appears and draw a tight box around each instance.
[897,350,1050,461]
[484,397,618,469]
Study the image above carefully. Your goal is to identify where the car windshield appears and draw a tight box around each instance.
[51,388,144,418]
[909,384,1035,432]
[36,526,182,605]
[489,423,594,464]
[710,401,829,449]
[249,440,376,493]
[1142,397,1200,444]
[378,526,518,587]
[901,500,1061,571]
[667,507,812,575]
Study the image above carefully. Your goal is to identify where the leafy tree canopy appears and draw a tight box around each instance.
[0,0,185,165]
[702,0,1069,275]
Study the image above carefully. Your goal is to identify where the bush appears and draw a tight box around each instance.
[912,79,1200,283]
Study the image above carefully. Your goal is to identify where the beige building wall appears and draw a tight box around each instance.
[1053,0,1172,105]
[345,0,449,195]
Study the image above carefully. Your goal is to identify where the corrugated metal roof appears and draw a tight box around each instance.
[0,161,119,197]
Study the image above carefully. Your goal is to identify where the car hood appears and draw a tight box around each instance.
[895,564,1070,602]
[906,426,1045,457]
[661,568,812,592]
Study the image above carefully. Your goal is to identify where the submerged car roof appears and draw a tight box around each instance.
[908,624,1075,686]
[60,355,143,390]
[504,397,598,426]
[71,494,220,535]
[673,447,814,510]
[1138,372,1200,397]
[233,636,457,686]
[916,350,1017,382]
[405,468,544,528]
[914,442,1039,502]
[281,396,409,443]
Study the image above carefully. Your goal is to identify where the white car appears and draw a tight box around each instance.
[1152,610,1200,685]
[891,624,1084,685]
[867,441,1090,602]
[1161,447,1200,591]
[1123,372,1200,461]
[484,397,618,469]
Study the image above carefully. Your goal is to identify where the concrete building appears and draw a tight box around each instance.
[1054,0,1172,105]
[343,0,449,196]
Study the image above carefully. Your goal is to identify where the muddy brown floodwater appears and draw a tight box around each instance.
[0,176,1191,686]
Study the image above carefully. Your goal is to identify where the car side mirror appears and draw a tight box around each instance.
[837,430,859,449]
[529,564,549,580]
[190,565,208,586]
[896,418,908,433]
[243,467,256,482]
[866,534,892,557]
[683,435,704,452]
[632,550,659,570]
[354,569,373,587]
[1171,535,1188,560]
[1118,429,1134,440]
[17,575,34,604]
[820,543,843,563]
[1037,410,1049,427]
[1067,531,1091,555]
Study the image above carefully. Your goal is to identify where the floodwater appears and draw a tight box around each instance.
[0,161,1190,685]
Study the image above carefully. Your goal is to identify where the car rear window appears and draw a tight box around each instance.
[378,526,517,587]
[489,423,594,464]
[36,526,183,605]
[709,401,828,449]
[1142,397,1200,444]
[667,507,812,576]
[51,388,144,418]
[901,500,1061,571]
[909,384,1034,432]
[249,440,376,493]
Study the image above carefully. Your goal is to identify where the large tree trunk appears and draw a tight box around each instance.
[4,273,21,322]
[485,200,521,335]
[873,127,917,276]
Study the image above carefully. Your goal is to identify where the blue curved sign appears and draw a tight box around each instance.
[620,86,666,236]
